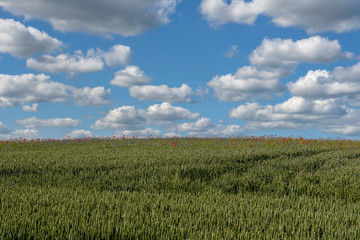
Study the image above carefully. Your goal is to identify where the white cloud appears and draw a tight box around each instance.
[229,97,347,129]
[92,103,200,131]
[91,106,146,130]
[0,122,10,133]
[207,66,286,102]
[249,36,344,68]
[261,0,360,34]
[0,74,69,108]
[0,19,62,58]
[0,74,110,108]
[22,103,39,112]
[66,129,94,139]
[142,102,200,121]
[199,0,360,33]
[116,128,162,138]
[27,44,132,74]
[111,66,152,87]
[16,116,81,129]
[163,132,180,138]
[11,129,40,139]
[199,0,262,27]
[129,84,196,103]
[321,125,360,136]
[177,117,213,132]
[318,108,360,136]
[72,87,111,106]
[224,45,239,58]
[26,50,104,74]
[101,45,132,67]
[0,129,41,140]
[288,63,360,105]
[176,117,244,137]
[0,0,181,36]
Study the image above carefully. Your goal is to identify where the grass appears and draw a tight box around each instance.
[1,136,360,239]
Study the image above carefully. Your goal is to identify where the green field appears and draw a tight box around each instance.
[1,136,360,239]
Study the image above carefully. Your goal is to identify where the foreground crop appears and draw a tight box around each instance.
[1,136,360,239]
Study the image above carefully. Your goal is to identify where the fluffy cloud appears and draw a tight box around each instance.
[91,106,146,130]
[116,128,162,138]
[26,50,104,74]
[92,103,200,130]
[288,63,360,105]
[177,117,213,132]
[142,102,200,121]
[261,0,360,33]
[129,84,196,103]
[199,0,360,33]
[229,97,347,129]
[72,87,111,106]
[207,66,286,102]
[176,117,244,137]
[111,66,152,87]
[0,0,180,36]
[199,0,262,27]
[0,122,10,133]
[66,130,95,139]
[0,18,62,58]
[0,74,110,108]
[101,45,132,67]
[11,129,40,139]
[0,129,41,140]
[22,103,39,112]
[321,125,360,136]
[26,44,131,74]
[249,36,345,68]
[16,116,81,129]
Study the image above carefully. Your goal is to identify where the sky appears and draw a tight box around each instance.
[1,0,360,140]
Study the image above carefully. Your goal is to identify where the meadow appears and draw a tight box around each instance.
[1,135,360,239]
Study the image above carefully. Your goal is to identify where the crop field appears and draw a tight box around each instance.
[1,136,360,239]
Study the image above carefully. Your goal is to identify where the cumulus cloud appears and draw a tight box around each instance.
[101,45,132,67]
[16,116,81,129]
[288,63,360,106]
[176,117,244,137]
[0,74,110,108]
[199,0,262,27]
[321,125,360,136]
[207,66,286,102]
[261,0,360,33]
[26,50,104,74]
[72,87,111,106]
[0,122,10,133]
[0,0,180,36]
[110,66,152,87]
[0,19,62,58]
[66,129,95,139]
[229,97,347,129]
[26,44,131,74]
[91,106,146,130]
[0,129,41,140]
[22,103,39,112]
[92,103,200,131]
[11,129,41,139]
[249,36,345,68]
[142,102,200,121]
[177,117,213,132]
[199,0,360,33]
[116,128,162,138]
[129,84,196,103]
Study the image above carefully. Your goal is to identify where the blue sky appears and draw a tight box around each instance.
[1,0,360,140]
